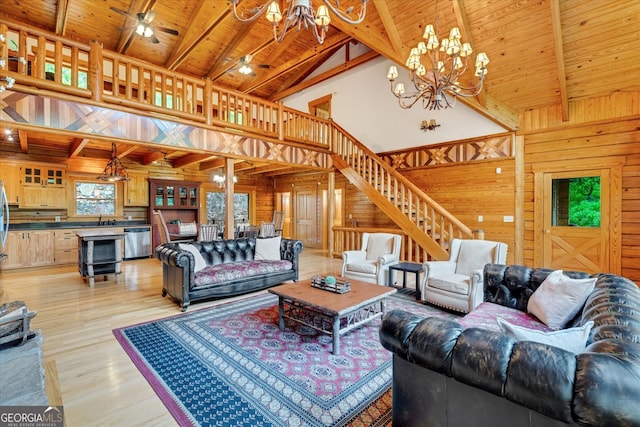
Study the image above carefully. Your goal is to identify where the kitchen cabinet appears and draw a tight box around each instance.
[150,179,199,209]
[148,179,200,249]
[0,161,21,204]
[54,230,78,264]
[124,171,149,206]
[20,164,67,209]
[21,186,66,209]
[1,230,54,269]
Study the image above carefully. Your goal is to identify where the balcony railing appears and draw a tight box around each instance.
[0,19,329,148]
[0,18,473,261]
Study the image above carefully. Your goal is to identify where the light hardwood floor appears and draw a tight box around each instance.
[0,249,349,426]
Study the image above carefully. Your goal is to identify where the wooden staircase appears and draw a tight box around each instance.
[330,121,473,261]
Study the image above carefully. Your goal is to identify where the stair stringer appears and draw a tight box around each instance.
[333,155,450,260]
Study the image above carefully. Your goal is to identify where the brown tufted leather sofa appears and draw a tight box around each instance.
[379,264,640,427]
[155,237,303,311]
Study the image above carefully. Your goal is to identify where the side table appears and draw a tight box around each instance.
[388,262,423,300]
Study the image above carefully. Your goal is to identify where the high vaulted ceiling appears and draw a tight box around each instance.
[0,0,638,172]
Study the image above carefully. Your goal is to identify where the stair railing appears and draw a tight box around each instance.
[330,121,473,260]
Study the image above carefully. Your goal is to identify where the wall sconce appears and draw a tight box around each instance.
[420,119,440,131]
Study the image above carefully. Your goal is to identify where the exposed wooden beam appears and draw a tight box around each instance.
[55,0,70,35]
[142,151,165,165]
[328,12,397,64]
[172,153,218,169]
[115,0,155,54]
[208,37,275,81]
[165,1,231,70]
[69,138,89,158]
[243,164,292,175]
[270,48,341,99]
[202,17,259,78]
[18,129,27,153]
[372,0,404,55]
[239,33,351,93]
[451,0,487,107]
[116,144,138,159]
[550,0,569,121]
[199,158,227,171]
[271,50,380,101]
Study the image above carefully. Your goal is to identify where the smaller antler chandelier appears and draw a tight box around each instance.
[387,4,488,110]
[229,0,368,45]
[97,143,129,182]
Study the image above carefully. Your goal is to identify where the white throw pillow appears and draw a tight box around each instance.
[255,236,282,261]
[497,317,594,354]
[179,243,207,273]
[527,270,597,329]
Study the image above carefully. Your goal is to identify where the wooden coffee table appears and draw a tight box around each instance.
[268,278,397,354]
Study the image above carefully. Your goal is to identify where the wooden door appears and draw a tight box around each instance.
[542,169,610,273]
[275,192,291,238]
[295,190,317,248]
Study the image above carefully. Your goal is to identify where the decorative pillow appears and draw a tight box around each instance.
[254,236,282,261]
[179,243,207,273]
[497,317,594,354]
[527,270,597,329]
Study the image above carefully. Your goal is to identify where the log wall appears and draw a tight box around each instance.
[520,90,640,282]
[402,158,516,265]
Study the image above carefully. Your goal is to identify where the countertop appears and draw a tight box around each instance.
[75,229,126,239]
[9,221,150,231]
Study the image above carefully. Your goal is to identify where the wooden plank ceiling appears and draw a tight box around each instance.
[0,0,638,175]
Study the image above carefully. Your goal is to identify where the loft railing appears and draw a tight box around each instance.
[330,121,473,260]
[0,18,473,261]
[0,19,329,148]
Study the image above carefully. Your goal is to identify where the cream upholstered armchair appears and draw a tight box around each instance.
[341,233,402,285]
[421,238,508,313]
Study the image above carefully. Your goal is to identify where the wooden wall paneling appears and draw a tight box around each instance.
[402,158,516,265]
[519,91,640,133]
[622,154,640,281]
[523,109,638,281]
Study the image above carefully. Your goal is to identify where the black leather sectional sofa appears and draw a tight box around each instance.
[380,264,640,427]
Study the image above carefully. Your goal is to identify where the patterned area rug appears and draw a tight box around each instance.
[113,290,457,426]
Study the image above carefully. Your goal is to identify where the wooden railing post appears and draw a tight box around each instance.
[0,24,6,72]
[277,101,284,141]
[204,78,212,126]
[88,40,103,102]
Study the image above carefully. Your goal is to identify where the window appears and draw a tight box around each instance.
[45,62,88,88]
[206,192,249,223]
[76,182,116,215]
[551,176,600,227]
[155,91,173,108]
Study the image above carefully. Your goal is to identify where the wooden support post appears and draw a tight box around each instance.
[88,40,103,102]
[224,157,235,239]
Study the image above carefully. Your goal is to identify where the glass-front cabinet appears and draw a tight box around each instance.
[148,179,201,249]
[152,181,198,209]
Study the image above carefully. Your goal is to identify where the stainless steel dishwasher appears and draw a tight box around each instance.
[124,227,151,260]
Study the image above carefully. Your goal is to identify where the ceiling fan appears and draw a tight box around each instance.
[230,54,270,77]
[110,7,179,44]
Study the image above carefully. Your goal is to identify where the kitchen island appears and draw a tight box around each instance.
[76,229,125,287]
